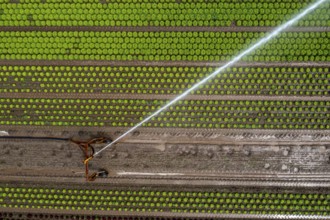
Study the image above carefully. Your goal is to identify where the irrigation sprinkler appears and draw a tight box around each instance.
[90,0,328,161]
[0,135,110,181]
[71,137,110,181]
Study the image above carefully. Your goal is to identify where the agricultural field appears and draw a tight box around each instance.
[1,185,330,215]
[0,31,329,61]
[0,65,329,96]
[0,98,329,129]
[0,0,329,27]
[0,0,329,219]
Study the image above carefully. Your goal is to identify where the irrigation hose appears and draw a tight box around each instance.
[0,136,69,141]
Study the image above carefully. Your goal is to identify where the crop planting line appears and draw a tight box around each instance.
[1,93,330,101]
[2,208,330,220]
[2,178,329,197]
[104,127,330,136]
[0,60,329,67]
[2,136,329,147]
[1,125,329,137]
[1,26,329,32]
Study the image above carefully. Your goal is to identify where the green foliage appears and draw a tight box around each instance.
[0,66,328,96]
[0,97,328,129]
[0,1,328,27]
[0,31,328,62]
[0,186,329,215]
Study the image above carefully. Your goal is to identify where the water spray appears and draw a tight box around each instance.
[88,0,327,160]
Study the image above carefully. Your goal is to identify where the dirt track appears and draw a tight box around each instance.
[1,132,330,184]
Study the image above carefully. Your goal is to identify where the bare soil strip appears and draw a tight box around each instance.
[1,125,329,139]
[122,139,330,146]
[1,136,328,151]
[1,92,329,101]
[1,26,329,32]
[2,207,330,220]
[1,171,330,188]
[0,60,329,67]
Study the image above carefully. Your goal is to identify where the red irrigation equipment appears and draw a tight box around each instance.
[71,137,109,181]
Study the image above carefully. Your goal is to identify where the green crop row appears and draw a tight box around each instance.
[1,186,329,215]
[1,81,327,96]
[0,31,328,61]
[0,1,328,27]
[1,65,329,74]
[0,98,329,129]
[0,66,328,96]
[4,186,330,199]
